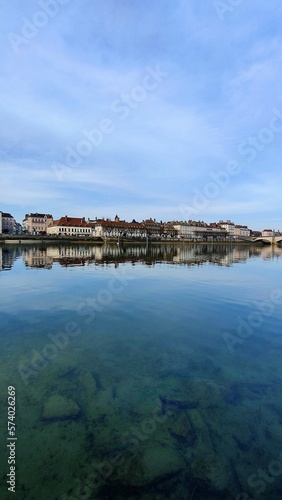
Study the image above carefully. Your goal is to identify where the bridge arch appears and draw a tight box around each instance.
[254,238,272,245]
[254,236,282,245]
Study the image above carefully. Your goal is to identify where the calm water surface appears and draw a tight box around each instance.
[0,243,282,500]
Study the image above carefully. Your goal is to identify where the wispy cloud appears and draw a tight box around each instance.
[0,0,281,230]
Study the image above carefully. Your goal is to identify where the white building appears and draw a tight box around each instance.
[47,216,92,236]
[262,229,274,237]
[172,223,196,239]
[173,222,226,240]
[218,220,235,237]
[234,225,251,238]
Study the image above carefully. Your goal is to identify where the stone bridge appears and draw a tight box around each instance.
[253,236,282,245]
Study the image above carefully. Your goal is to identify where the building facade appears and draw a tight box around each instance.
[162,222,177,238]
[141,219,177,239]
[94,219,147,238]
[47,216,92,236]
[234,225,251,238]
[142,219,162,238]
[172,221,226,241]
[22,213,53,234]
[218,220,235,237]
[262,229,274,237]
[0,212,16,234]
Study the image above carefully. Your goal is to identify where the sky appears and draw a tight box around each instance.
[0,0,281,231]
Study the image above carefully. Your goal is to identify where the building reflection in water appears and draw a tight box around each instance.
[22,247,53,269]
[0,245,21,270]
[1,243,282,271]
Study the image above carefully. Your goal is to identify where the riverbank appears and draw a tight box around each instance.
[0,235,104,245]
[0,235,260,246]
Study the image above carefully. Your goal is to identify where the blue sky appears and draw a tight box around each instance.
[0,0,281,230]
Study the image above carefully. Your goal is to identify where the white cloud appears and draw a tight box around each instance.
[0,0,281,229]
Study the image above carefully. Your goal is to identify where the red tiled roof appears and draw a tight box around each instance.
[52,216,91,227]
[96,220,146,229]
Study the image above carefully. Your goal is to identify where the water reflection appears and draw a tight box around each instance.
[0,245,21,270]
[1,242,282,270]
[1,242,282,499]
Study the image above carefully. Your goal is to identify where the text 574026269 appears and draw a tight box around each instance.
[7,386,16,493]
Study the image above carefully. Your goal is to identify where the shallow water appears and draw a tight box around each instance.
[0,243,282,499]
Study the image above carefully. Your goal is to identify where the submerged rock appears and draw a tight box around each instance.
[232,421,254,451]
[159,395,198,414]
[57,365,79,378]
[42,394,81,421]
[123,442,184,488]
[224,384,242,405]
[168,412,196,446]
[191,451,231,494]
[189,379,226,408]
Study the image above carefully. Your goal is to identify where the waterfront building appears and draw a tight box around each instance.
[47,216,92,236]
[0,212,16,234]
[14,222,22,234]
[234,225,251,239]
[162,222,177,238]
[142,218,162,238]
[262,229,274,237]
[93,219,147,238]
[251,230,262,238]
[218,220,235,237]
[22,213,53,234]
[172,222,196,239]
[140,219,177,239]
[172,221,226,241]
